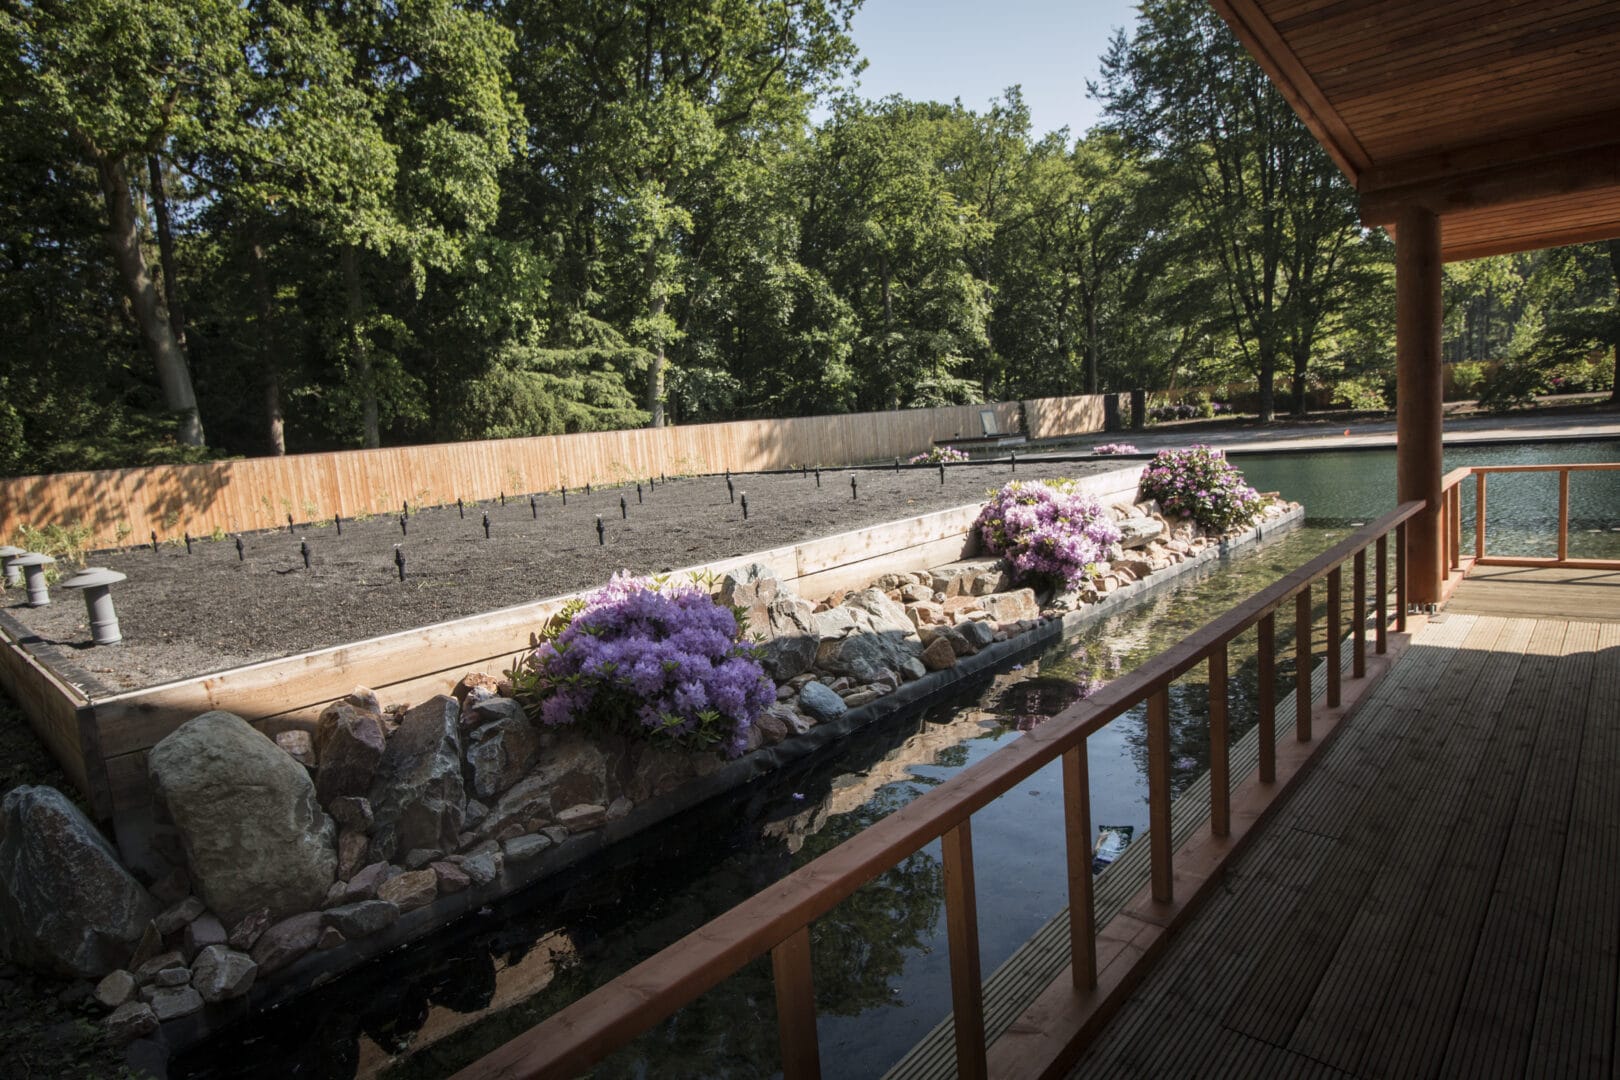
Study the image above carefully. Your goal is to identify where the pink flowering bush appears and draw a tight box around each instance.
[974,481,1121,590]
[509,573,775,757]
[1139,445,1263,532]
[1093,443,1139,456]
[910,445,970,465]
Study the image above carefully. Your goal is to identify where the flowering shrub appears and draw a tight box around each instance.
[974,481,1121,590]
[1139,446,1263,532]
[509,572,775,757]
[1093,443,1139,456]
[910,445,970,465]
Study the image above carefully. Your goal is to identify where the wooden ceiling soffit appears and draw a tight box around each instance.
[1359,136,1620,227]
[1208,0,1371,182]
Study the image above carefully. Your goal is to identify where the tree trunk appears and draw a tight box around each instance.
[646,290,667,428]
[97,154,204,446]
[1609,239,1620,404]
[248,241,285,455]
[880,252,897,409]
[341,244,379,448]
[147,156,188,350]
[1085,299,1099,395]
[1290,344,1309,418]
[1257,346,1276,423]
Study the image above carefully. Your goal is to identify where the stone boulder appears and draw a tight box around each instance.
[0,786,159,977]
[815,589,925,683]
[982,589,1040,624]
[190,945,257,1003]
[748,596,820,682]
[798,681,848,722]
[464,710,541,801]
[921,637,958,671]
[1115,517,1164,549]
[148,712,337,925]
[718,563,780,610]
[368,696,466,863]
[314,703,387,805]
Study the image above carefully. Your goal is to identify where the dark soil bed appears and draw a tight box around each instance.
[6,460,1114,693]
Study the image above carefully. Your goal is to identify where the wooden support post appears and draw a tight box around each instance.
[1397,522,1409,629]
[1326,568,1342,708]
[942,822,987,1079]
[1475,471,1487,560]
[772,926,822,1080]
[1376,535,1388,654]
[1148,688,1172,902]
[1295,588,1312,741]
[1396,205,1444,606]
[1450,486,1462,573]
[1353,550,1367,679]
[1258,614,1276,782]
[1558,468,1570,562]
[1062,745,1096,989]
[1208,646,1230,838]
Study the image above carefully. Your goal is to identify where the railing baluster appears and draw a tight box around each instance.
[1450,486,1461,573]
[1376,535,1388,654]
[1148,688,1173,903]
[1326,568,1342,708]
[1474,471,1486,560]
[1441,487,1451,575]
[942,822,987,1080]
[1353,549,1367,679]
[1258,614,1276,782]
[1295,588,1312,741]
[1396,521,1409,629]
[1209,645,1230,838]
[1062,745,1096,989]
[1558,468,1570,562]
[772,926,822,1080]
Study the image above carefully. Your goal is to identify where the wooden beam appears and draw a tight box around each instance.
[1359,110,1620,192]
[1361,143,1620,226]
[1440,216,1620,264]
[1208,0,1370,182]
[1396,206,1445,607]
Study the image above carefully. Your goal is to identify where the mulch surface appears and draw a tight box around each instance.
[6,459,1113,693]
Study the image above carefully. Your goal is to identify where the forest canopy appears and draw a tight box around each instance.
[1,0,1615,477]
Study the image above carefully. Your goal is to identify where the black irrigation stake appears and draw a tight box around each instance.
[586,482,592,495]
[530,495,538,519]
[500,492,506,507]
[815,468,821,488]
[726,477,735,503]
[939,461,946,485]
[740,493,749,520]
[1011,450,1017,473]
[402,499,409,518]
[399,514,408,537]
[300,539,311,570]
[287,513,295,536]
[895,456,900,473]
[334,514,343,536]
[482,511,491,539]
[636,482,643,504]
[620,495,628,519]
[850,474,858,500]
[184,532,193,555]
[458,498,464,519]
[151,531,159,554]
[235,536,244,561]
[560,484,567,506]
[595,516,605,545]
[802,464,807,478]
[395,546,405,582]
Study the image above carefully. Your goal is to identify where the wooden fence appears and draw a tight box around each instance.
[0,396,1107,549]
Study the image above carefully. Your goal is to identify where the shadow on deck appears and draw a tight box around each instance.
[1068,583,1620,1075]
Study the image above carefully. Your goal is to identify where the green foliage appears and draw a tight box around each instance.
[1334,375,1389,412]
[1477,361,1547,412]
[11,522,95,573]
[1449,361,1488,399]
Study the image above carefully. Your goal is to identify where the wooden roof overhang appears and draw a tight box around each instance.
[1210,0,1620,262]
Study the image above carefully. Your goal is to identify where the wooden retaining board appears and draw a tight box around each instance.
[4,467,1144,822]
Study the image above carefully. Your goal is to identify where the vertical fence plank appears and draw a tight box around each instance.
[1062,745,1097,990]
[1475,471,1487,560]
[1326,568,1342,708]
[1396,521,1409,628]
[1295,588,1313,741]
[772,926,821,1080]
[1258,614,1276,782]
[1558,468,1570,562]
[1208,645,1230,837]
[1353,550,1367,679]
[1376,535,1389,654]
[1148,688,1173,903]
[942,822,987,1080]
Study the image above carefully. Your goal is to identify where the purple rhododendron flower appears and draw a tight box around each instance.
[974,480,1121,590]
[1138,445,1264,532]
[513,572,774,757]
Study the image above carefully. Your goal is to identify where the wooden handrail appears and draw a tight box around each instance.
[455,501,1424,1080]
[1458,463,1620,570]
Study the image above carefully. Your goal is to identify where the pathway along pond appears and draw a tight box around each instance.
[170,439,1620,1080]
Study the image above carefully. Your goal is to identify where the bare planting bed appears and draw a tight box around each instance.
[6,460,1106,692]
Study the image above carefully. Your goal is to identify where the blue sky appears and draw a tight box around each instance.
[831,0,1142,139]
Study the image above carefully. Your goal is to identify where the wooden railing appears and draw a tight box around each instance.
[1460,463,1620,571]
[454,502,1421,1080]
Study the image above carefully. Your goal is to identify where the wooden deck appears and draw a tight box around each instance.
[1070,609,1620,1077]
[1450,565,1620,622]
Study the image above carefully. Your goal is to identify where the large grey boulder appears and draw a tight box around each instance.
[368,696,466,863]
[0,786,159,977]
[747,596,821,682]
[464,710,541,801]
[314,703,387,805]
[1116,517,1164,549]
[718,563,779,610]
[815,589,925,683]
[148,711,337,925]
[798,682,848,722]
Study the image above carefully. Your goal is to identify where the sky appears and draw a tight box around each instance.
[831,0,1143,140]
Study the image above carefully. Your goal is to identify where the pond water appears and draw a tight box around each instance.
[171,437,1619,1080]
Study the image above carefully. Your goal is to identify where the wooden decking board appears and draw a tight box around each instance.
[1449,565,1620,622]
[1283,617,1527,1073]
[1065,595,1617,1077]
